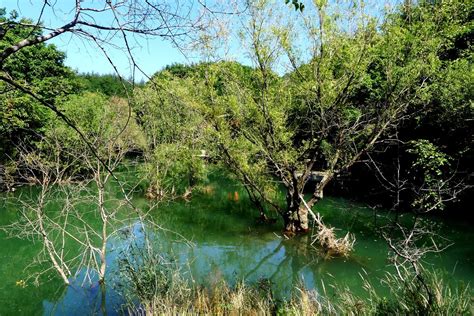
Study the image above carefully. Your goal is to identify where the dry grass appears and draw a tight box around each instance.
[124,264,472,316]
[124,265,334,316]
[121,229,470,316]
[299,197,355,257]
[135,278,278,315]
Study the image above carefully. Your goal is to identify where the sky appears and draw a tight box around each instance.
[1,0,401,82]
[2,0,193,82]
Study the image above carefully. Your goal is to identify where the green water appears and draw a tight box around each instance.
[0,170,473,315]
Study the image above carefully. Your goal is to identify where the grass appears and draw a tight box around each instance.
[119,244,472,315]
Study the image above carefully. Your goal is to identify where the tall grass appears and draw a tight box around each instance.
[118,245,335,315]
[119,247,472,315]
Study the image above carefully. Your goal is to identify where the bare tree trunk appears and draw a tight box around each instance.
[37,193,71,285]
[96,165,108,284]
[283,205,309,233]
[283,186,309,233]
[283,170,332,234]
[36,178,71,285]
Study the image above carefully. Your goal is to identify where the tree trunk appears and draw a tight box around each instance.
[97,168,107,284]
[283,190,309,233]
[282,173,330,234]
[283,205,309,233]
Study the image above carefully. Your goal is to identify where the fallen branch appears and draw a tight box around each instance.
[299,194,355,257]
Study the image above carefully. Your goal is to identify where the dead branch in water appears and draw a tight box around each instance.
[299,195,355,257]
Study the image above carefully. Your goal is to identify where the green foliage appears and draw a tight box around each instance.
[134,68,208,198]
[285,0,305,12]
[414,0,473,191]
[407,140,451,211]
[344,0,473,212]
[159,63,202,79]
[188,61,284,210]
[134,71,202,147]
[39,92,145,177]
[136,61,268,199]
[408,140,449,179]
[0,10,80,161]
[77,73,134,98]
[143,144,206,197]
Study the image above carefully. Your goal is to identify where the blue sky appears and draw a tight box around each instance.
[2,0,400,82]
[2,1,192,82]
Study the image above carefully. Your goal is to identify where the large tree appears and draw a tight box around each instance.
[133,69,208,200]
[0,10,78,166]
[194,0,452,243]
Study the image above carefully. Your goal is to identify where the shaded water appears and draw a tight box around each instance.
[0,169,473,315]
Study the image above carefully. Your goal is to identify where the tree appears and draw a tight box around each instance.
[77,73,135,98]
[193,0,449,249]
[4,92,145,286]
[0,11,78,169]
[342,0,473,215]
[133,69,207,200]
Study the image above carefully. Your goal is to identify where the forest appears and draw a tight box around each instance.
[0,0,472,315]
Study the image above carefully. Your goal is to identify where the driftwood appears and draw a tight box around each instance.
[299,195,355,257]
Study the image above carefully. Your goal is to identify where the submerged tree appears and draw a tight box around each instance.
[192,0,451,248]
[3,92,145,285]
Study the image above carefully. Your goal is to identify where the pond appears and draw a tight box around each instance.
[0,168,472,315]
